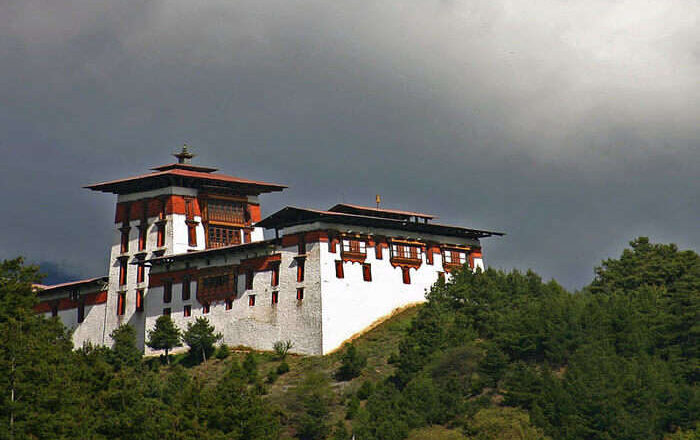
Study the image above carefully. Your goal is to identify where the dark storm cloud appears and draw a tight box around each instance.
[1,0,698,288]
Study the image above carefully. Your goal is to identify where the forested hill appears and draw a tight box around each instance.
[0,237,697,440]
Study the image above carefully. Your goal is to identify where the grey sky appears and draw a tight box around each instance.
[1,0,698,289]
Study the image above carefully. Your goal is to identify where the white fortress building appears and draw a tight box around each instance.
[35,147,503,355]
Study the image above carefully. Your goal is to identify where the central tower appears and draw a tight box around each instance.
[85,146,286,349]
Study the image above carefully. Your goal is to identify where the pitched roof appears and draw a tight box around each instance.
[257,206,504,239]
[37,276,108,295]
[85,167,286,195]
[148,239,279,265]
[329,203,436,220]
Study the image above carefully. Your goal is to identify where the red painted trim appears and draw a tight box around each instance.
[239,254,282,273]
[249,204,261,223]
[148,268,200,287]
[33,291,107,313]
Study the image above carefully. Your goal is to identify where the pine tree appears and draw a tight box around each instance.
[146,315,182,364]
[182,317,222,363]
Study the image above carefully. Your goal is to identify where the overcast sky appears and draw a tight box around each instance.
[1,0,698,289]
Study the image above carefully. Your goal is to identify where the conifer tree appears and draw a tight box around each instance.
[146,315,181,364]
[182,317,222,363]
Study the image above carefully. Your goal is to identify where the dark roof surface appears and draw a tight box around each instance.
[85,167,286,195]
[329,203,436,220]
[257,206,504,239]
[148,239,279,265]
[38,276,108,295]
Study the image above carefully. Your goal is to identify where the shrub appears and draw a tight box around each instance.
[273,340,294,359]
[335,343,367,381]
[243,352,258,383]
[266,370,279,384]
[276,361,290,375]
[216,343,231,360]
[357,380,374,400]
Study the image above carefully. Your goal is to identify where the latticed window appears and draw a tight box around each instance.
[444,250,466,265]
[392,244,421,260]
[207,225,241,248]
[342,239,366,255]
[207,200,245,224]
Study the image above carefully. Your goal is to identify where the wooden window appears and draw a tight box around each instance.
[271,291,279,305]
[329,238,337,253]
[392,244,420,260]
[163,308,171,316]
[163,281,172,303]
[296,288,304,301]
[375,243,383,260]
[343,239,366,255]
[207,225,241,248]
[77,302,85,323]
[182,276,191,301]
[117,292,126,316]
[296,259,305,282]
[207,200,245,224]
[184,304,191,317]
[402,267,411,284]
[244,230,251,243]
[426,248,434,265]
[335,260,344,279]
[248,295,255,307]
[444,250,466,265]
[271,264,280,287]
[158,198,167,220]
[203,303,210,314]
[137,261,145,283]
[138,225,147,251]
[120,228,130,253]
[135,289,144,312]
[246,270,254,290]
[118,259,127,286]
[156,222,165,247]
[298,238,306,255]
[187,222,198,247]
[225,297,233,310]
[185,197,195,219]
[362,263,372,282]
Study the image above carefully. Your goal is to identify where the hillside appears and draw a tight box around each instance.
[0,237,698,440]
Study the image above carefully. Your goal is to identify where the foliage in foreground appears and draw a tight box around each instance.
[0,237,697,440]
[356,237,699,440]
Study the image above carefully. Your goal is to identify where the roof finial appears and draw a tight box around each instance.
[173,144,195,164]
[376,194,381,209]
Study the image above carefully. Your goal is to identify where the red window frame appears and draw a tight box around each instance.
[225,297,233,310]
[156,222,165,247]
[135,289,144,312]
[248,295,255,307]
[296,259,305,282]
[375,243,383,260]
[271,264,280,287]
[271,291,279,305]
[137,262,145,283]
[184,304,191,317]
[203,303,210,314]
[138,225,146,251]
[362,263,372,282]
[118,259,127,286]
[117,292,126,316]
[296,288,304,301]
[335,260,344,279]
[402,267,411,284]
[120,228,129,253]
[163,308,171,316]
